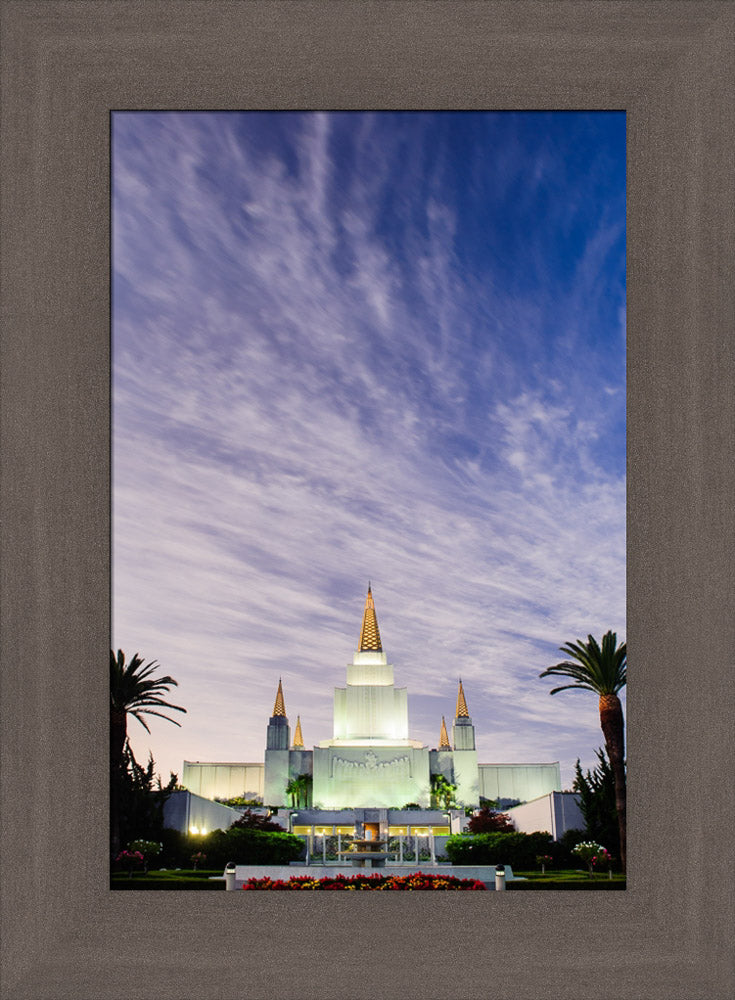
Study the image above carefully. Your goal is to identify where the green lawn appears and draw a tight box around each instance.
[509,869,626,889]
[111,869,224,890]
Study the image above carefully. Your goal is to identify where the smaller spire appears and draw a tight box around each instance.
[293,715,304,749]
[456,679,469,718]
[438,715,451,749]
[272,678,286,717]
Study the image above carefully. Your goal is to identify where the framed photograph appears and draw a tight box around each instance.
[2,3,732,998]
[110,106,627,889]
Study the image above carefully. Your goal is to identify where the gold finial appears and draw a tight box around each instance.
[456,679,469,718]
[293,715,304,749]
[358,584,383,652]
[439,715,451,749]
[272,678,286,717]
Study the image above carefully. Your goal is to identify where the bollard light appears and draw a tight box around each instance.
[494,865,506,892]
[224,861,237,892]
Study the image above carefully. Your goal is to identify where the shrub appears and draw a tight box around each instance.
[558,827,586,853]
[215,796,263,808]
[158,828,189,867]
[572,841,612,876]
[445,831,555,869]
[201,827,304,868]
[115,849,144,876]
[230,809,284,831]
[127,839,162,873]
[129,838,162,857]
[467,808,516,833]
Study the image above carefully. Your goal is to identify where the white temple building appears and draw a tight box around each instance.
[182,586,562,814]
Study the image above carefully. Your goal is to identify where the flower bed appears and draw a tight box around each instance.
[242,872,486,890]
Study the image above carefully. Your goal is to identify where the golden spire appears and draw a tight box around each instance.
[456,679,469,718]
[293,715,304,749]
[358,583,383,652]
[439,715,451,749]
[272,678,286,717]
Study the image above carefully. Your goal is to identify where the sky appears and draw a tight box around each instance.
[112,111,626,792]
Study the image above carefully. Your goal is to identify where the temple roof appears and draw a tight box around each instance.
[358,584,383,652]
[456,679,469,718]
[439,716,451,749]
[272,678,286,717]
[293,715,304,749]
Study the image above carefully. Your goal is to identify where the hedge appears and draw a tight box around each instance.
[445,831,558,869]
[111,875,224,890]
[199,827,304,868]
[507,879,626,890]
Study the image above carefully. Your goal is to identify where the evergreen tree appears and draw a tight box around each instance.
[573,747,623,861]
[116,742,178,854]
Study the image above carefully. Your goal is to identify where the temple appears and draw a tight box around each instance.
[183,586,561,813]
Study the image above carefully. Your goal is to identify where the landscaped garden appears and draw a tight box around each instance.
[110,866,625,890]
[506,870,626,890]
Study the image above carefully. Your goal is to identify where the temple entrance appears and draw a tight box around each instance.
[363,822,380,841]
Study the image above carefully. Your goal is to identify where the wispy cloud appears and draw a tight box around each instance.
[113,111,626,787]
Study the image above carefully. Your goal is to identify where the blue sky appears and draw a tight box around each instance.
[112,111,626,791]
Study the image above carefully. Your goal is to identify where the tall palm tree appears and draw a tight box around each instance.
[110,650,187,767]
[110,650,186,854]
[539,631,626,870]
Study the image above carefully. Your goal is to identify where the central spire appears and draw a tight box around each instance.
[358,583,383,652]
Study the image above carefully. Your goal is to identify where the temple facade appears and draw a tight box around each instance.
[183,586,561,810]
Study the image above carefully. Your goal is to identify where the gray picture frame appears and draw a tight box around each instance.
[1,2,733,998]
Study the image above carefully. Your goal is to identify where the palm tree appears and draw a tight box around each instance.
[110,650,186,854]
[285,777,300,808]
[539,631,626,871]
[298,773,312,808]
[430,773,458,810]
[285,773,312,808]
